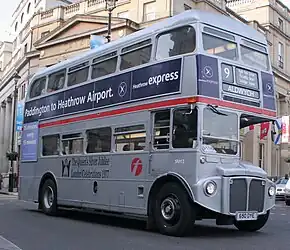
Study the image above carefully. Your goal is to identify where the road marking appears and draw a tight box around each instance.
[0,235,22,250]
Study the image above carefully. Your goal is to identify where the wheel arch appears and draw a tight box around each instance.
[147,172,195,216]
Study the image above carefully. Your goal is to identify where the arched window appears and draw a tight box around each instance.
[27,2,31,14]
[15,22,18,32]
[21,13,24,23]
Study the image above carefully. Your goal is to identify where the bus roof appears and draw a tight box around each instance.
[32,9,267,79]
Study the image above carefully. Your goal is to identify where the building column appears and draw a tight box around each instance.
[2,96,12,173]
[279,96,289,176]
[0,102,6,174]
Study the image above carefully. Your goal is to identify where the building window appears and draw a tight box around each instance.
[15,22,18,32]
[258,143,265,169]
[156,26,196,60]
[184,4,191,10]
[47,70,66,93]
[24,43,28,54]
[117,11,129,18]
[21,13,24,23]
[278,18,283,31]
[62,133,84,155]
[278,42,284,68]
[42,134,60,156]
[143,1,156,22]
[20,83,27,100]
[86,127,112,153]
[114,125,146,152]
[27,2,31,14]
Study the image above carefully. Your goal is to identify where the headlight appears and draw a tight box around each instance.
[204,181,217,196]
[268,186,275,197]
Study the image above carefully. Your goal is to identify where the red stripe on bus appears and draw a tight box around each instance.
[197,97,277,117]
[39,97,193,128]
[39,96,276,128]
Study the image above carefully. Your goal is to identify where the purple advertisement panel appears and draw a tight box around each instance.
[23,59,182,123]
[21,122,39,162]
[261,72,276,110]
[196,55,219,98]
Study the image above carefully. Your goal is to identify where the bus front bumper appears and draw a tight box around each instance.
[191,176,275,217]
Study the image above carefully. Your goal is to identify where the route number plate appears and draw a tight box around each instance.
[235,211,258,221]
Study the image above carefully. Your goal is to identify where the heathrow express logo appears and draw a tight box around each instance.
[203,66,213,79]
[118,82,127,97]
[266,82,273,94]
[61,159,71,177]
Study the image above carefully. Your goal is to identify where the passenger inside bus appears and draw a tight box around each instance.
[172,108,198,149]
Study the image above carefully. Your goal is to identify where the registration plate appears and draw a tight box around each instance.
[235,211,258,221]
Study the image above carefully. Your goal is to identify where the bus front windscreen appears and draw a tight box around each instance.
[202,107,239,155]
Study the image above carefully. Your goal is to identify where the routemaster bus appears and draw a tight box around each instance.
[19,9,277,237]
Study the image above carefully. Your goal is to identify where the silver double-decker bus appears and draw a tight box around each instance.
[19,10,277,237]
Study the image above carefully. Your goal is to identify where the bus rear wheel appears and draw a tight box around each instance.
[153,182,195,237]
[234,210,269,232]
[39,178,57,216]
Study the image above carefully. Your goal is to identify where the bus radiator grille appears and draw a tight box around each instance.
[248,179,265,212]
[229,178,247,213]
[229,178,265,214]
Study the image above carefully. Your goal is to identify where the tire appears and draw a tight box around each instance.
[234,210,269,232]
[153,182,195,237]
[286,200,290,206]
[39,179,57,216]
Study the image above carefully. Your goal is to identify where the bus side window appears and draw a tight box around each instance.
[68,62,89,87]
[62,133,84,155]
[91,57,117,79]
[172,107,198,149]
[86,127,112,153]
[47,69,66,93]
[42,134,60,156]
[120,39,152,70]
[153,110,170,150]
[30,77,46,98]
[156,26,196,60]
[114,125,146,152]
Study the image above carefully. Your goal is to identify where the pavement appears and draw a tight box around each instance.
[0,195,289,250]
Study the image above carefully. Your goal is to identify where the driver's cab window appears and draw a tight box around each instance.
[172,107,198,148]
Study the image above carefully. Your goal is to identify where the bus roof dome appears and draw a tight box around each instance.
[34,9,267,78]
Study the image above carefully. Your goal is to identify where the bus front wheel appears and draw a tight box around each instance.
[39,178,57,216]
[234,210,269,232]
[153,182,195,237]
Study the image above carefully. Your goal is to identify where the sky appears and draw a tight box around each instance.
[0,0,289,42]
[0,0,19,42]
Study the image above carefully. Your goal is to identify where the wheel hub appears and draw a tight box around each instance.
[161,197,179,221]
[43,186,54,209]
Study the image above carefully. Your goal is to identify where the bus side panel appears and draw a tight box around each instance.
[19,162,38,202]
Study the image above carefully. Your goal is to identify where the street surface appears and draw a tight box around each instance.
[0,194,289,250]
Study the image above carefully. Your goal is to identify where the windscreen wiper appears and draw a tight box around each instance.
[207,104,228,116]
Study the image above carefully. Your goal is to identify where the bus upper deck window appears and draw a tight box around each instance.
[30,77,46,98]
[156,26,196,60]
[47,70,66,93]
[202,33,237,61]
